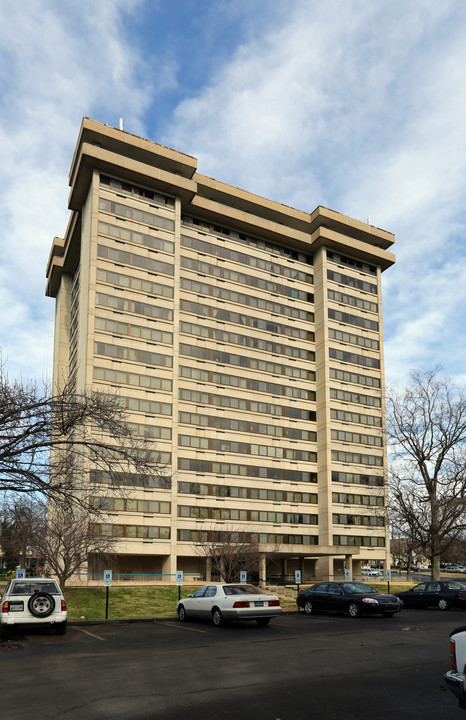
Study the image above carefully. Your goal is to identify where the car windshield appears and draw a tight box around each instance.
[342,582,377,595]
[10,581,60,595]
[223,585,261,595]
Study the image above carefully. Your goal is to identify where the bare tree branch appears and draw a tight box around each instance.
[387,368,466,579]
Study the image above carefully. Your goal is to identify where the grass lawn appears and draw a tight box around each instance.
[64,582,411,621]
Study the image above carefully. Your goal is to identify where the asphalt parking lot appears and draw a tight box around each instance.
[2,608,466,720]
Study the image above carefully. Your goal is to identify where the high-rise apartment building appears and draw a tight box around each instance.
[46,118,395,582]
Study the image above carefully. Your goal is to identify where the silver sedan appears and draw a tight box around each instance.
[177,583,282,627]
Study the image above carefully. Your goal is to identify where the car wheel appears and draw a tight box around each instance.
[55,621,67,635]
[347,602,361,618]
[438,598,449,610]
[256,617,271,627]
[212,607,226,627]
[304,601,314,615]
[28,592,55,619]
[177,604,188,621]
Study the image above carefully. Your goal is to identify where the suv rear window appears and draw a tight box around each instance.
[10,581,60,595]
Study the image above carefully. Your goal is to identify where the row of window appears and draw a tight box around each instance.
[329,348,380,370]
[180,325,314,374]
[97,268,173,298]
[330,409,382,427]
[95,316,173,345]
[120,395,172,416]
[98,220,174,254]
[330,388,381,407]
[332,492,384,506]
[328,308,379,332]
[331,429,383,447]
[90,497,171,514]
[90,469,171,489]
[178,435,317,462]
[96,292,173,322]
[333,514,385,527]
[180,235,313,282]
[97,244,174,277]
[95,341,172,368]
[181,277,314,322]
[178,388,316,421]
[178,505,318,525]
[331,450,383,467]
[177,529,318,545]
[178,481,317,504]
[179,366,316,401]
[127,422,171,440]
[327,269,377,295]
[327,250,377,276]
[329,367,381,389]
[178,411,316,441]
[180,301,314,341]
[100,174,175,208]
[181,215,313,264]
[93,366,172,393]
[180,340,315,366]
[334,535,385,547]
[332,471,384,487]
[180,256,313,302]
[99,197,175,231]
[328,289,378,313]
[94,523,170,539]
[329,328,379,351]
[178,458,317,483]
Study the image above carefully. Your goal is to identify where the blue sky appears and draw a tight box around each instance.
[1,0,466,388]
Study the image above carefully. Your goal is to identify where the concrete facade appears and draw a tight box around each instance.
[46,118,395,582]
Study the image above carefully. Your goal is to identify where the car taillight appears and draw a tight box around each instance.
[61,599,67,611]
[233,601,250,608]
[458,592,466,598]
[2,601,9,613]
[450,640,457,671]
[268,599,280,607]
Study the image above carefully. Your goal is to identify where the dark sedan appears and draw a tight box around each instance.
[296,581,402,618]
[396,580,466,610]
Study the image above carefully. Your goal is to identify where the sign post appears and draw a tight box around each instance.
[176,570,184,601]
[295,570,302,610]
[104,570,112,619]
[386,568,391,594]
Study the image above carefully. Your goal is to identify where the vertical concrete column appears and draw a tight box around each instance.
[345,554,353,580]
[205,557,212,582]
[259,554,267,586]
[162,555,177,582]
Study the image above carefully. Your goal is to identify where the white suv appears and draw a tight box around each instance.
[1,578,67,635]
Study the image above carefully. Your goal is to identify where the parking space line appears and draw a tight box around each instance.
[160,622,206,633]
[74,626,106,641]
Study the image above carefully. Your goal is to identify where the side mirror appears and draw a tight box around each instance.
[187,594,193,598]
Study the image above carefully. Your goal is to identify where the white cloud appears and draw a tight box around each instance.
[163,0,466,385]
[0,0,155,380]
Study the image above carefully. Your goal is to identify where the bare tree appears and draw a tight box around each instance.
[0,361,168,506]
[194,527,269,584]
[387,368,466,580]
[0,496,42,572]
[1,495,119,589]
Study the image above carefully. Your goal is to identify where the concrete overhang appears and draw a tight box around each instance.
[46,211,81,297]
[195,174,312,236]
[310,225,396,271]
[69,142,198,211]
[70,118,197,185]
[310,205,394,251]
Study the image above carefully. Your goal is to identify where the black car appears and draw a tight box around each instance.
[296,581,402,618]
[396,580,466,610]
